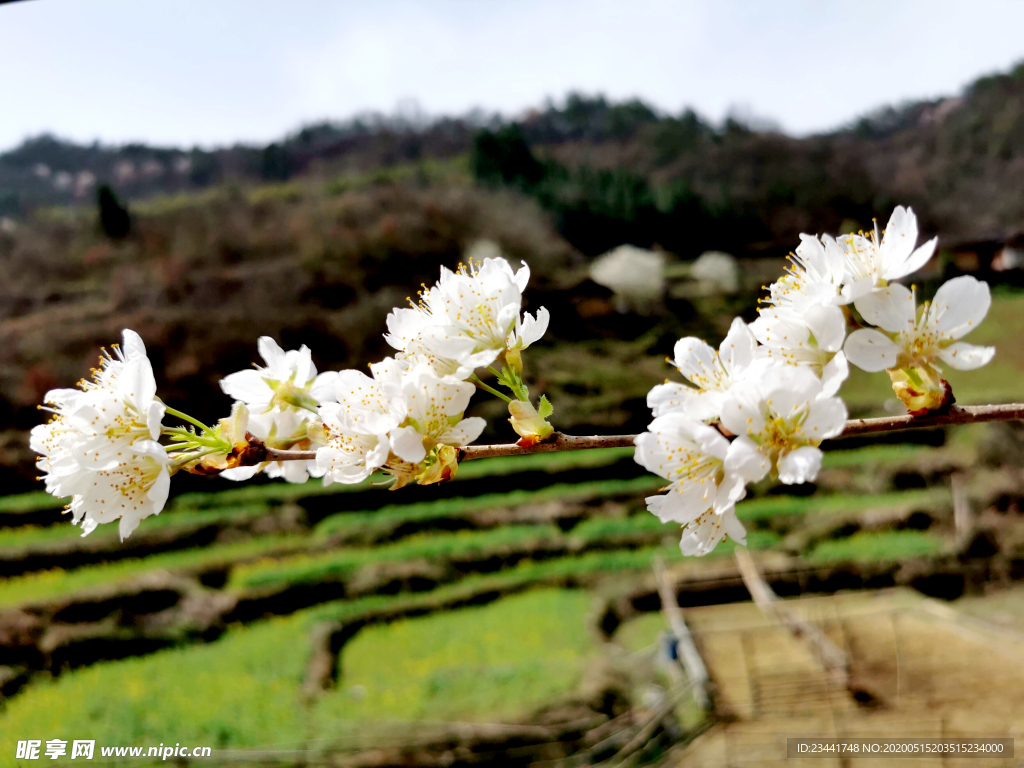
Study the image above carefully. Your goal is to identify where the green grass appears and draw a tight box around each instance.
[166,447,639,512]
[734,488,948,522]
[0,504,270,551]
[613,612,670,654]
[315,476,660,538]
[806,530,943,563]
[0,614,311,761]
[454,447,635,480]
[230,525,566,591]
[0,588,593,759]
[313,589,596,725]
[0,490,67,514]
[821,444,927,469]
[234,509,782,593]
[0,536,304,608]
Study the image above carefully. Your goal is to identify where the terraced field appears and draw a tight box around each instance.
[2,421,1023,766]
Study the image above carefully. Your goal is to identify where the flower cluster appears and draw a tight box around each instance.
[307,254,551,488]
[31,251,553,538]
[638,206,994,556]
[31,331,171,540]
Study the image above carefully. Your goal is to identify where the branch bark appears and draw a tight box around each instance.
[259,402,1024,465]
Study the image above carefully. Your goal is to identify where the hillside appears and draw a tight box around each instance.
[3,62,1023,253]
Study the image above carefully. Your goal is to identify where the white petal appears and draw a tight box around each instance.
[820,235,846,287]
[646,382,694,417]
[724,436,770,483]
[221,465,262,482]
[310,371,340,404]
[646,487,714,525]
[879,206,918,274]
[854,283,915,333]
[390,425,426,464]
[384,308,432,351]
[339,408,402,438]
[257,337,287,374]
[292,345,316,386]
[839,276,877,305]
[367,434,391,470]
[684,390,726,422]
[719,384,765,437]
[281,459,311,484]
[820,351,849,397]
[749,309,809,349]
[121,329,148,360]
[719,317,758,377]
[928,276,991,339]
[146,401,166,441]
[887,238,936,280]
[801,395,847,440]
[777,445,824,485]
[512,260,531,292]
[937,342,995,371]
[672,338,720,386]
[762,365,821,417]
[147,465,171,508]
[716,472,749,509]
[803,303,847,352]
[844,329,901,372]
[221,369,271,405]
[692,423,731,461]
[516,307,550,349]
[721,508,747,545]
[440,416,486,446]
[120,355,157,411]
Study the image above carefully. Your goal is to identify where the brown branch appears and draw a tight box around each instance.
[838,402,1024,438]
[257,402,1024,465]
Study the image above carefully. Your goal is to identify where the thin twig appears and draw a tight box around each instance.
[653,557,710,711]
[259,403,1024,464]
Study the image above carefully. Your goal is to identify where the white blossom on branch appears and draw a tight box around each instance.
[647,317,761,421]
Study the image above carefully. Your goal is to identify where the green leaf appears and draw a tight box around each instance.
[537,395,553,419]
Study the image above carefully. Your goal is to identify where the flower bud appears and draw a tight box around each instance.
[306,416,328,447]
[508,398,554,447]
[417,444,460,485]
[505,345,523,374]
[218,402,251,450]
[888,366,954,416]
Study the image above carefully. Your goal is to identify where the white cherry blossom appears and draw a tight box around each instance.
[32,329,165,505]
[750,304,849,396]
[720,363,847,486]
[838,206,938,303]
[647,317,761,420]
[220,337,338,414]
[844,276,995,374]
[389,365,486,464]
[760,233,845,314]
[634,411,748,528]
[316,362,407,485]
[60,440,171,540]
[679,507,747,557]
[384,257,547,375]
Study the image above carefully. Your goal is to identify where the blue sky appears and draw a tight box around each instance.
[2,0,1023,150]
